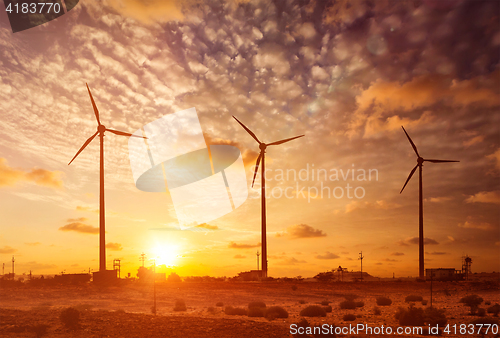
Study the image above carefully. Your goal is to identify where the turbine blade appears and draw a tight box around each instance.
[232,115,261,144]
[68,131,98,165]
[424,159,459,163]
[401,126,419,157]
[251,153,262,188]
[107,129,147,139]
[86,83,101,126]
[268,134,305,146]
[400,164,418,194]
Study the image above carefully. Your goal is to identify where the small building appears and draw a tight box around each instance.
[425,268,462,281]
[54,273,92,284]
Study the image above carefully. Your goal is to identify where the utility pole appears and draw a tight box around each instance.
[2,263,4,276]
[256,251,260,271]
[140,253,146,267]
[358,252,364,281]
[12,256,15,277]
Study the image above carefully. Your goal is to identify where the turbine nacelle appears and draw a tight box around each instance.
[259,143,267,151]
[98,124,106,133]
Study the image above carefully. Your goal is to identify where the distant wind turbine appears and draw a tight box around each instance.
[400,126,459,280]
[233,115,304,278]
[68,84,145,274]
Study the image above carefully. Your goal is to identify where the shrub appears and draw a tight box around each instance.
[405,295,423,302]
[459,295,483,315]
[395,305,424,326]
[422,300,428,306]
[343,314,356,321]
[340,300,356,309]
[248,307,265,317]
[225,306,247,316]
[167,272,182,282]
[207,307,216,314]
[485,301,491,306]
[291,285,298,291]
[323,305,332,313]
[30,324,49,338]
[60,307,80,329]
[298,300,306,304]
[424,307,448,327]
[265,306,288,320]
[373,307,381,315]
[173,299,187,311]
[215,302,224,307]
[477,308,486,317]
[376,297,392,306]
[487,303,500,316]
[320,300,330,306]
[248,301,266,309]
[300,305,326,317]
[355,301,364,308]
[343,294,358,301]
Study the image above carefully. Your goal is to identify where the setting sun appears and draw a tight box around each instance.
[151,245,180,267]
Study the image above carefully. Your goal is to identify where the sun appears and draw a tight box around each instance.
[152,245,179,267]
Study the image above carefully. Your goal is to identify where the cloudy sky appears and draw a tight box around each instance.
[0,0,498,279]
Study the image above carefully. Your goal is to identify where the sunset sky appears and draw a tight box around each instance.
[0,0,498,279]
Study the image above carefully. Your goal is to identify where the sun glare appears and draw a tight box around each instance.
[152,245,179,267]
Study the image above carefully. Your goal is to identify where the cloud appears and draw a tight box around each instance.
[195,223,219,230]
[276,224,327,239]
[426,252,448,255]
[345,200,401,213]
[106,242,123,251]
[391,252,405,256]
[233,254,246,259]
[105,0,184,24]
[59,218,99,234]
[487,148,500,170]
[0,246,17,254]
[315,252,340,260]
[398,237,439,246]
[383,258,398,262]
[0,158,63,189]
[276,257,307,265]
[463,135,484,147]
[24,242,41,246]
[228,242,260,249]
[76,206,99,213]
[458,220,494,231]
[465,191,500,205]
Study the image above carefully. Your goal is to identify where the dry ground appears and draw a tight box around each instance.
[1,279,499,337]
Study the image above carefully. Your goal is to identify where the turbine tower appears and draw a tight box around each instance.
[233,116,304,278]
[400,126,459,280]
[68,84,145,274]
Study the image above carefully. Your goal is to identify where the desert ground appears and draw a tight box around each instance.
[1,277,499,337]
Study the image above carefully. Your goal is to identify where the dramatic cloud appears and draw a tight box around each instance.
[315,252,340,260]
[233,254,246,259]
[465,191,500,205]
[0,158,63,189]
[106,242,123,251]
[0,245,17,254]
[228,242,260,249]
[487,149,500,170]
[105,0,184,24]
[59,218,99,234]
[276,224,327,239]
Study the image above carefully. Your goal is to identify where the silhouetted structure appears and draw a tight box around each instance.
[425,268,462,281]
[68,84,145,283]
[358,252,364,281]
[400,126,459,280]
[233,116,304,278]
[462,255,472,281]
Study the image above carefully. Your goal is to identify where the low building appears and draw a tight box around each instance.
[425,268,462,281]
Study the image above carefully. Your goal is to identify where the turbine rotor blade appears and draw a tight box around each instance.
[268,134,305,146]
[400,164,418,194]
[424,159,459,163]
[232,115,261,144]
[401,126,419,157]
[251,153,262,188]
[107,129,147,139]
[68,131,98,165]
[86,83,101,126]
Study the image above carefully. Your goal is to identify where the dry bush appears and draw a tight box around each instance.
[298,300,306,304]
[355,301,364,308]
[29,324,49,338]
[60,307,80,329]
[373,307,381,315]
[225,306,247,316]
[173,299,187,311]
[376,297,392,306]
[207,307,216,314]
[291,285,298,291]
[248,307,265,317]
[248,301,266,309]
[487,303,500,316]
[215,302,224,307]
[405,295,423,302]
[343,314,356,321]
[424,307,448,327]
[459,295,483,315]
[395,306,424,326]
[343,294,358,301]
[477,308,486,317]
[320,300,330,306]
[300,305,326,317]
[323,305,332,313]
[265,306,289,320]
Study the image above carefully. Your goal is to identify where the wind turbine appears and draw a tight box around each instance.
[400,126,459,280]
[68,84,145,275]
[233,116,304,278]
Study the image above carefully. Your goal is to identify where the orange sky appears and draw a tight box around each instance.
[0,0,499,279]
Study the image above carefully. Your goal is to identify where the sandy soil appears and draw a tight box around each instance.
[1,280,499,337]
